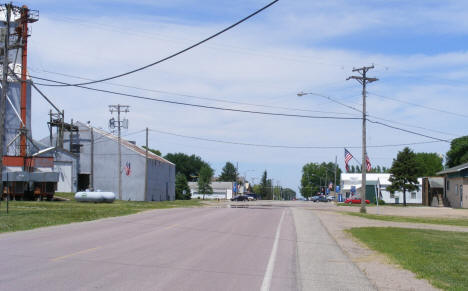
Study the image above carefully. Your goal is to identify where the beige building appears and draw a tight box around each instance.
[438,162,468,208]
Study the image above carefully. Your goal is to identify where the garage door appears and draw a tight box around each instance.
[55,161,73,193]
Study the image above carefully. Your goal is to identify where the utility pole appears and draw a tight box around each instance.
[90,126,94,191]
[347,65,378,213]
[334,155,337,197]
[109,105,130,200]
[0,3,11,202]
[144,127,148,201]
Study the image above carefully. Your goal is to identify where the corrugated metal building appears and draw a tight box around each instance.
[42,122,175,201]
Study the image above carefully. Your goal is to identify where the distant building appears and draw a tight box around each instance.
[437,162,468,208]
[188,181,234,200]
[42,122,175,201]
[421,177,445,207]
[340,173,422,204]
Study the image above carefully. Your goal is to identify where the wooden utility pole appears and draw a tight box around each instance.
[90,126,94,191]
[347,65,378,213]
[144,127,148,201]
[109,104,130,200]
[0,4,11,202]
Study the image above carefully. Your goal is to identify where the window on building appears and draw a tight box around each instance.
[390,192,395,199]
[411,192,416,199]
[447,180,450,191]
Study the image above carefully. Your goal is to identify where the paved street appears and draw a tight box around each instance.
[0,202,374,291]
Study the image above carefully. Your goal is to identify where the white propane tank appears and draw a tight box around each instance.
[75,191,116,203]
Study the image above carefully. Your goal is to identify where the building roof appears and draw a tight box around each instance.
[91,125,174,165]
[428,177,444,188]
[437,162,468,175]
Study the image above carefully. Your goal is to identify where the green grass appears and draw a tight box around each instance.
[0,195,202,233]
[349,227,468,291]
[344,212,468,227]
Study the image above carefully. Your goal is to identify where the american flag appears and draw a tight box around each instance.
[366,155,371,172]
[344,148,353,172]
[124,161,131,176]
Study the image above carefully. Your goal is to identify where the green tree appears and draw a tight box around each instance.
[198,165,214,199]
[259,170,268,199]
[300,162,342,198]
[414,152,443,176]
[175,173,191,200]
[164,153,210,181]
[350,165,356,173]
[282,188,296,200]
[142,146,161,156]
[218,162,238,182]
[387,147,420,207]
[446,136,468,168]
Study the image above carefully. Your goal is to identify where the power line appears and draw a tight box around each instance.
[38,0,280,87]
[149,128,444,149]
[30,75,361,121]
[368,91,468,119]
[29,68,359,117]
[31,76,449,142]
[302,91,459,137]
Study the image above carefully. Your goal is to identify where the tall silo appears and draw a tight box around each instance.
[1,4,58,200]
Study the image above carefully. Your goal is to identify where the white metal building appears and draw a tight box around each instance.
[340,173,422,204]
[42,122,175,201]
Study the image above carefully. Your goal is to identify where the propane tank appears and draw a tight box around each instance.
[75,191,116,203]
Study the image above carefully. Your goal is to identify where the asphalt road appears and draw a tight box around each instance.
[0,202,374,291]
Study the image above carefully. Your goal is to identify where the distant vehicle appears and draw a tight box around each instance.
[231,195,249,201]
[310,195,320,202]
[326,195,335,201]
[247,195,256,201]
[344,198,370,205]
[315,196,329,202]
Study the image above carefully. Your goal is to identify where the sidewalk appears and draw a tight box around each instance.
[292,208,376,291]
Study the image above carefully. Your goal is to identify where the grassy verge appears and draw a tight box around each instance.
[344,212,468,227]
[349,227,468,290]
[0,196,202,233]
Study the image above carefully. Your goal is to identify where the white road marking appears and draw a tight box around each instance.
[260,210,285,291]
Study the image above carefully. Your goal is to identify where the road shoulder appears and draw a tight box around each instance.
[292,208,375,291]
[315,210,440,291]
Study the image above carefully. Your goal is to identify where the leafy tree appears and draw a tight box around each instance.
[259,170,268,199]
[387,147,420,207]
[164,153,210,181]
[198,165,214,199]
[414,152,443,176]
[218,162,238,182]
[175,173,191,200]
[350,165,356,173]
[282,188,296,200]
[142,146,161,156]
[300,162,342,198]
[446,136,468,168]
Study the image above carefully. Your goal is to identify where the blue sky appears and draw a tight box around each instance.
[18,0,468,194]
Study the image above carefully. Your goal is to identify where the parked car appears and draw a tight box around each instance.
[310,195,320,202]
[231,195,249,201]
[315,196,329,202]
[344,198,370,205]
[326,195,335,201]
[247,195,256,201]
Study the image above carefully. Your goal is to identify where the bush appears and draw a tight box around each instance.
[377,199,386,205]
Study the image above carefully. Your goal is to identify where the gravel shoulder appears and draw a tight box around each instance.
[313,209,462,291]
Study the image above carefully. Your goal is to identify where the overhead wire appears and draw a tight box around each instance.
[28,68,360,117]
[304,91,458,138]
[149,128,445,149]
[38,0,280,87]
[30,75,361,121]
[31,75,450,142]
[368,91,468,119]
